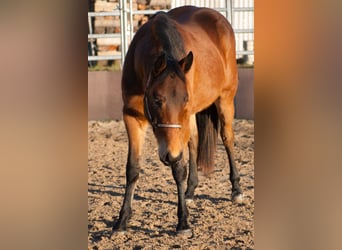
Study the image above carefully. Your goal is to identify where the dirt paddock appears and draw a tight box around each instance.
[88,119,254,249]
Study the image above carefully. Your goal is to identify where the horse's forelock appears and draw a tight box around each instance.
[151,12,186,61]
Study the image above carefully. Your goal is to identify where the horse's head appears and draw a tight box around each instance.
[144,51,193,166]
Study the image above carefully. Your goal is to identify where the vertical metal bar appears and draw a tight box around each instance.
[88,15,97,62]
[88,16,93,34]
[123,0,128,58]
[129,0,133,43]
[227,0,232,24]
[119,0,125,66]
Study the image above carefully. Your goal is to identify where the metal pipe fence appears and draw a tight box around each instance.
[88,0,254,67]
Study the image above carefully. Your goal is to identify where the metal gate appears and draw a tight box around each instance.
[88,0,254,67]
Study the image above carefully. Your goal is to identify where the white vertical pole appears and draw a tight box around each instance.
[129,0,133,43]
[123,0,128,57]
[120,0,125,66]
[227,0,232,24]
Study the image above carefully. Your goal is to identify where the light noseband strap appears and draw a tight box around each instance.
[156,123,182,128]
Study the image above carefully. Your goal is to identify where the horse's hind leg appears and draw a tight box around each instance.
[113,113,147,232]
[216,94,243,203]
[185,115,198,200]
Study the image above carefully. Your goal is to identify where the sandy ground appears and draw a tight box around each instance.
[88,119,254,249]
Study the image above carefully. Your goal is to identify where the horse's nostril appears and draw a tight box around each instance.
[164,152,183,165]
[174,152,183,162]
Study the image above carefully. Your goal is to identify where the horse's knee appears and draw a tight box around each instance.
[171,163,187,184]
[126,163,140,183]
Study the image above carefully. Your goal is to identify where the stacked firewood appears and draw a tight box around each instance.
[89,0,171,65]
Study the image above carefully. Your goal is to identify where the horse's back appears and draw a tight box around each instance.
[168,6,236,61]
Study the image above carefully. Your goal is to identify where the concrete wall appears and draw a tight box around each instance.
[88,71,123,120]
[88,68,254,120]
[235,68,254,119]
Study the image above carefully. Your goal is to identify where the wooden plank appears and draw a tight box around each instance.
[94,1,118,12]
[94,19,121,28]
[97,45,119,52]
[97,50,121,56]
[97,37,121,46]
[150,0,170,6]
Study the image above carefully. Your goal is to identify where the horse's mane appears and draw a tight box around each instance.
[151,12,186,60]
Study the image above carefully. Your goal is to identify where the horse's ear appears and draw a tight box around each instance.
[153,53,167,76]
[179,51,193,73]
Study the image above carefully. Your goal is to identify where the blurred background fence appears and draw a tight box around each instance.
[88,0,254,68]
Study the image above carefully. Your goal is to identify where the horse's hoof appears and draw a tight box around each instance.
[176,228,193,237]
[111,229,127,237]
[232,193,244,204]
[112,223,127,236]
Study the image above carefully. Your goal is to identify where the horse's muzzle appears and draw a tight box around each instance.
[160,151,183,166]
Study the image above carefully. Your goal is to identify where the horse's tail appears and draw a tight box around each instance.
[196,104,219,176]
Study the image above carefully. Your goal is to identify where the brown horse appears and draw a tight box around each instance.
[113,6,243,234]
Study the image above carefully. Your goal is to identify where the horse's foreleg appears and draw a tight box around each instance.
[171,161,191,234]
[113,114,147,232]
[185,115,198,200]
[217,96,243,203]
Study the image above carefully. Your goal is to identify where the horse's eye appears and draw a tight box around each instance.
[153,98,162,107]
